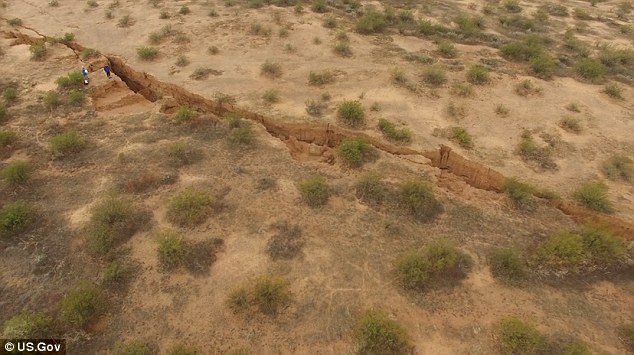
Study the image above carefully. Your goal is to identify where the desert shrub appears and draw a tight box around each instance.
[466,64,490,84]
[598,44,634,69]
[334,41,352,57]
[559,116,582,133]
[573,7,592,20]
[29,43,46,60]
[455,14,484,36]
[311,0,328,13]
[60,281,102,328]
[167,140,202,166]
[87,0,98,7]
[446,101,465,119]
[249,22,271,36]
[495,317,545,355]
[560,341,592,355]
[1,160,31,186]
[136,46,159,60]
[391,67,409,86]
[59,33,75,43]
[500,35,545,61]
[179,5,190,14]
[305,99,325,116]
[377,119,411,142]
[117,14,133,27]
[208,46,219,55]
[260,60,282,78]
[0,130,17,147]
[56,71,84,88]
[174,105,194,123]
[398,179,443,222]
[403,52,433,64]
[323,15,337,28]
[503,177,536,210]
[337,138,374,168]
[2,87,17,103]
[423,65,447,86]
[337,100,365,128]
[489,247,527,283]
[102,260,125,284]
[175,55,189,67]
[355,310,411,354]
[504,0,522,13]
[112,340,150,355]
[541,2,568,16]
[451,82,474,97]
[0,201,34,237]
[228,124,255,148]
[355,172,387,205]
[603,83,624,99]
[266,221,303,260]
[437,41,457,58]
[620,321,634,351]
[396,240,465,289]
[565,103,580,112]
[573,181,613,213]
[68,90,85,105]
[518,131,555,170]
[167,188,214,227]
[167,345,199,355]
[86,196,145,255]
[451,127,473,149]
[299,176,329,207]
[417,19,450,36]
[156,229,186,269]
[514,79,541,96]
[356,11,386,34]
[529,54,555,79]
[308,70,335,86]
[262,89,280,103]
[395,250,429,289]
[1,312,51,338]
[229,275,291,315]
[190,67,213,80]
[49,0,59,6]
[537,232,583,270]
[80,48,100,60]
[8,18,23,26]
[49,131,85,157]
[574,58,606,82]
[499,14,539,31]
[580,226,627,266]
[602,154,633,182]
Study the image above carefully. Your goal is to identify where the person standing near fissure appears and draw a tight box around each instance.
[103,64,111,78]
[81,66,89,85]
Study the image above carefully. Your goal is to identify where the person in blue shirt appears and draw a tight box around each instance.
[81,66,89,85]
[103,64,111,78]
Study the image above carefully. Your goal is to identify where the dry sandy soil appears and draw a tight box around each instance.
[1,0,633,353]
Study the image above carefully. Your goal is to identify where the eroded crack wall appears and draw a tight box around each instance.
[3,28,633,240]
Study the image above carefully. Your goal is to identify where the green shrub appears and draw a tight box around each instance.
[356,11,386,34]
[489,247,526,283]
[336,138,373,168]
[395,250,429,289]
[437,41,457,58]
[620,321,634,351]
[167,140,202,166]
[529,54,555,79]
[541,2,568,16]
[29,43,46,60]
[517,131,555,170]
[156,229,186,269]
[0,130,17,147]
[323,15,337,28]
[537,231,586,271]
[299,176,329,207]
[80,49,100,62]
[495,317,545,354]
[560,341,592,355]
[174,105,194,122]
[60,281,102,328]
[604,83,624,99]
[228,125,255,148]
[50,131,85,157]
[398,179,443,222]
[396,240,464,289]
[43,91,61,108]
[500,14,538,31]
[228,287,250,313]
[68,90,85,105]
[248,22,271,36]
[87,0,98,7]
[573,181,613,213]
[514,79,542,96]
[167,345,199,355]
[337,100,365,128]
[455,14,484,36]
[136,46,159,60]
[602,154,634,182]
[504,0,522,13]
[311,0,328,13]
[305,99,326,116]
[355,172,387,205]
[580,226,627,266]
[262,89,280,103]
[0,104,6,122]
[423,65,447,86]
[1,160,31,186]
[56,71,84,88]
[355,310,411,354]
[1,312,51,338]
[566,103,581,112]
[333,41,352,57]
[451,127,473,149]
[253,275,291,315]
[167,188,215,227]
[179,5,190,14]
[377,119,411,142]
[503,177,536,210]
[574,58,606,82]
[3,87,18,103]
[466,64,490,85]
[261,60,282,78]
[559,116,582,133]
[208,46,219,55]
[308,70,335,85]
[117,14,133,27]
[0,201,34,237]
[103,260,125,284]
[175,55,189,67]
[500,35,546,61]
[112,340,149,355]
[86,196,144,255]
[8,18,23,26]
[573,7,592,20]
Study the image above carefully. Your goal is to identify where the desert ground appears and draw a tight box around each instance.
[1,0,634,353]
